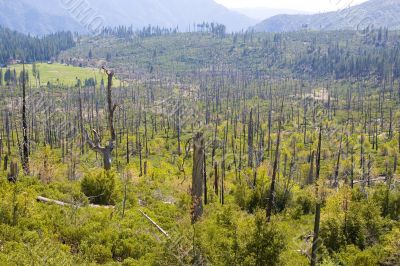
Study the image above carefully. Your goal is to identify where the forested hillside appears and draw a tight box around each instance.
[0,26,75,64]
[62,28,398,80]
[0,26,399,266]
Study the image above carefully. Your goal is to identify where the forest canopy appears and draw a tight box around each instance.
[0,26,75,64]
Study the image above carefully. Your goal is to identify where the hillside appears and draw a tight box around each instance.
[0,26,75,64]
[0,0,255,35]
[0,0,83,35]
[254,0,400,32]
[232,7,308,21]
[60,30,399,80]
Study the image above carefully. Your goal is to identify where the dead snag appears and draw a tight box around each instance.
[21,63,29,175]
[311,126,323,266]
[248,108,254,167]
[192,132,204,223]
[266,103,283,222]
[86,67,117,171]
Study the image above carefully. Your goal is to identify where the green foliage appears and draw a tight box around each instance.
[320,217,346,252]
[380,227,400,265]
[0,26,75,64]
[234,176,295,216]
[195,206,286,266]
[372,184,400,220]
[81,170,117,205]
[292,188,316,219]
[336,245,383,266]
[320,196,385,253]
[1,63,116,86]
[244,211,286,266]
[86,244,113,264]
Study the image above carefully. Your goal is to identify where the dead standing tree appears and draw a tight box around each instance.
[22,64,29,175]
[86,67,117,171]
[266,104,283,222]
[192,132,205,223]
[310,125,323,266]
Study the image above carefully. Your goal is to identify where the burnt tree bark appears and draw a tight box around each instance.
[333,132,343,188]
[214,161,219,196]
[307,151,315,185]
[311,126,322,266]
[248,109,253,167]
[266,104,283,222]
[21,64,29,175]
[203,152,207,205]
[192,132,204,223]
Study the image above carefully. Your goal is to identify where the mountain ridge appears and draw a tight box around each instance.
[0,0,255,35]
[232,7,309,21]
[254,0,400,32]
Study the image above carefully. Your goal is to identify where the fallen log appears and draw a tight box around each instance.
[353,176,387,184]
[138,209,169,238]
[37,196,70,207]
[36,196,114,209]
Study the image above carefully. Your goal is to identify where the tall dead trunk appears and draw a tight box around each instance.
[21,64,29,175]
[214,161,219,196]
[192,132,204,223]
[78,87,85,155]
[0,137,3,168]
[307,151,315,185]
[310,126,322,266]
[333,132,343,188]
[203,152,207,205]
[126,129,130,164]
[4,111,11,171]
[360,134,366,191]
[266,105,283,222]
[248,109,253,167]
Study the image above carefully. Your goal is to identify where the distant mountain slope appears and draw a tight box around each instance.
[0,0,255,35]
[254,0,400,32]
[232,7,308,21]
[0,0,83,35]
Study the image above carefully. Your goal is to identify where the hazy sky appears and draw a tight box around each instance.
[214,0,369,12]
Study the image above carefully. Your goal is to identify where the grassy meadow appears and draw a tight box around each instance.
[1,63,118,87]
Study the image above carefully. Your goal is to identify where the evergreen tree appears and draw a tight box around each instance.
[0,26,75,65]
[4,69,11,85]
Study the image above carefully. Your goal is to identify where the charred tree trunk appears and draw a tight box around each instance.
[21,64,29,175]
[214,161,219,196]
[307,151,315,185]
[248,109,253,167]
[4,111,11,171]
[333,133,343,188]
[266,106,282,222]
[78,87,85,155]
[192,132,204,223]
[203,152,207,205]
[310,126,322,266]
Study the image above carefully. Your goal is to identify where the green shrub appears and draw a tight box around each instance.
[243,211,286,266]
[295,188,315,215]
[89,244,113,264]
[337,245,382,266]
[372,184,400,220]
[320,217,346,253]
[81,170,116,205]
